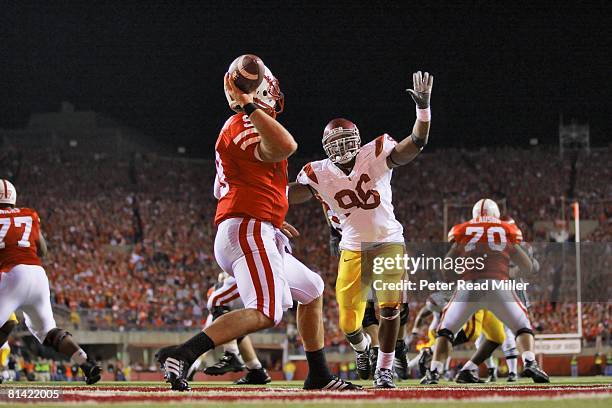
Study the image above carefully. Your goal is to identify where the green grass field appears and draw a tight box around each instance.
[1,377,610,407]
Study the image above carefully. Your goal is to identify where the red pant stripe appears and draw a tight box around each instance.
[238,219,264,314]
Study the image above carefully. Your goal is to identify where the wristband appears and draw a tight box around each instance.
[416,107,431,122]
[243,103,259,116]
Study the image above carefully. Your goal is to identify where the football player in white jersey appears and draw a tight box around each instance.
[289,71,433,388]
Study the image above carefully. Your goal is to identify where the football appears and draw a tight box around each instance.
[228,54,265,93]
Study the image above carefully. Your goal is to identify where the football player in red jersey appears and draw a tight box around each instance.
[156,61,358,391]
[421,199,549,384]
[0,179,101,384]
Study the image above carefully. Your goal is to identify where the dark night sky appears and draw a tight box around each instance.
[2,1,611,157]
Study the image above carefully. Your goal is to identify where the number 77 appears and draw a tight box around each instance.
[0,216,33,249]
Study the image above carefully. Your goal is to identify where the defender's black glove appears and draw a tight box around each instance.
[329,227,341,257]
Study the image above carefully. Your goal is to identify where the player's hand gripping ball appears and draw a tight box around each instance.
[228,54,265,93]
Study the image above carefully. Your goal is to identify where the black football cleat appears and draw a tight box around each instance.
[204,352,245,375]
[394,342,410,380]
[156,346,191,391]
[369,346,378,379]
[522,360,550,383]
[373,367,396,388]
[487,367,498,382]
[234,367,271,385]
[354,348,371,380]
[456,369,485,383]
[303,375,361,390]
[420,368,440,385]
[80,360,102,385]
[507,372,518,382]
[418,347,433,377]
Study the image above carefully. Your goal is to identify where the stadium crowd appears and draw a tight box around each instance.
[1,145,610,346]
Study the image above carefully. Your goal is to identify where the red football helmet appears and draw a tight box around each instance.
[322,118,361,164]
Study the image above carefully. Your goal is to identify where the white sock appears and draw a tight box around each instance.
[522,351,535,364]
[350,333,371,353]
[71,349,88,365]
[190,358,202,371]
[431,360,444,373]
[377,350,394,370]
[485,356,496,369]
[188,358,202,377]
[245,359,262,370]
[462,360,478,371]
[224,340,239,355]
[444,356,451,372]
[507,357,518,374]
[408,351,422,369]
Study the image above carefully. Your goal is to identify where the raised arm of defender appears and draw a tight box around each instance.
[386,71,433,168]
[224,73,298,162]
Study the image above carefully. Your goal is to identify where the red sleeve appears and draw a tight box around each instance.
[296,162,318,186]
[224,116,261,162]
[505,222,523,244]
[448,223,463,243]
[32,210,41,241]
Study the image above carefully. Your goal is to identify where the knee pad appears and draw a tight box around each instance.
[437,328,455,343]
[379,307,400,321]
[399,303,409,326]
[339,310,361,335]
[43,328,72,351]
[515,327,534,338]
[502,339,518,356]
[362,302,379,327]
[0,320,17,337]
[211,306,231,320]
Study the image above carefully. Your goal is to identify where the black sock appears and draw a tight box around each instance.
[395,339,405,357]
[305,348,332,379]
[182,332,215,363]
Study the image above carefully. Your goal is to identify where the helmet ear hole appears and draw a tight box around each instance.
[262,90,268,96]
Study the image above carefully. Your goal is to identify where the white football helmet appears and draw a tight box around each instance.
[224,65,284,117]
[0,179,17,205]
[472,198,500,219]
[0,179,16,205]
[322,118,361,165]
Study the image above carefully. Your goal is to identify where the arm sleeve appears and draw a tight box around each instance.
[223,115,262,162]
[369,134,398,179]
[447,225,460,243]
[507,223,524,244]
[226,129,262,161]
[296,162,318,186]
[32,210,42,241]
